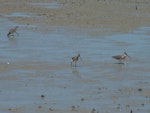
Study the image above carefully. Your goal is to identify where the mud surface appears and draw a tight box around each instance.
[0,0,150,113]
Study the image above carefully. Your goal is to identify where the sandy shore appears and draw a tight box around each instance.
[0,0,150,34]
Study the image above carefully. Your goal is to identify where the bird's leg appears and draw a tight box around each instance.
[15,32,19,36]
[119,60,122,64]
[71,61,73,66]
[75,61,77,67]
[119,60,124,64]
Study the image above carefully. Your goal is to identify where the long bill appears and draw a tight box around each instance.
[126,54,132,59]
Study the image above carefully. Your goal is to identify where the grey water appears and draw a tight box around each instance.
[0,18,150,113]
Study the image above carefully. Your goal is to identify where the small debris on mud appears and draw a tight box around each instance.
[81,98,84,101]
[38,105,42,109]
[138,88,143,92]
[41,94,45,98]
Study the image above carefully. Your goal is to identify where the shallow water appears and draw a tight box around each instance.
[0,18,150,113]
[3,12,44,18]
[31,2,62,9]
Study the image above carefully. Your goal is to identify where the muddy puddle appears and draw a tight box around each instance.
[0,18,150,113]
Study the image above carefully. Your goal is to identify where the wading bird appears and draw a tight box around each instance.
[7,26,19,38]
[112,52,131,64]
[71,54,82,67]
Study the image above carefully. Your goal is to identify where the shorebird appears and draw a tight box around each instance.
[112,52,131,64]
[7,26,19,38]
[71,54,82,67]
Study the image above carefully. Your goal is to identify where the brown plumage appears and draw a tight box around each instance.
[112,52,130,63]
[7,26,19,37]
[71,54,81,67]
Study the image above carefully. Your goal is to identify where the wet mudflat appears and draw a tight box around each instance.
[0,0,150,113]
[0,17,150,113]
